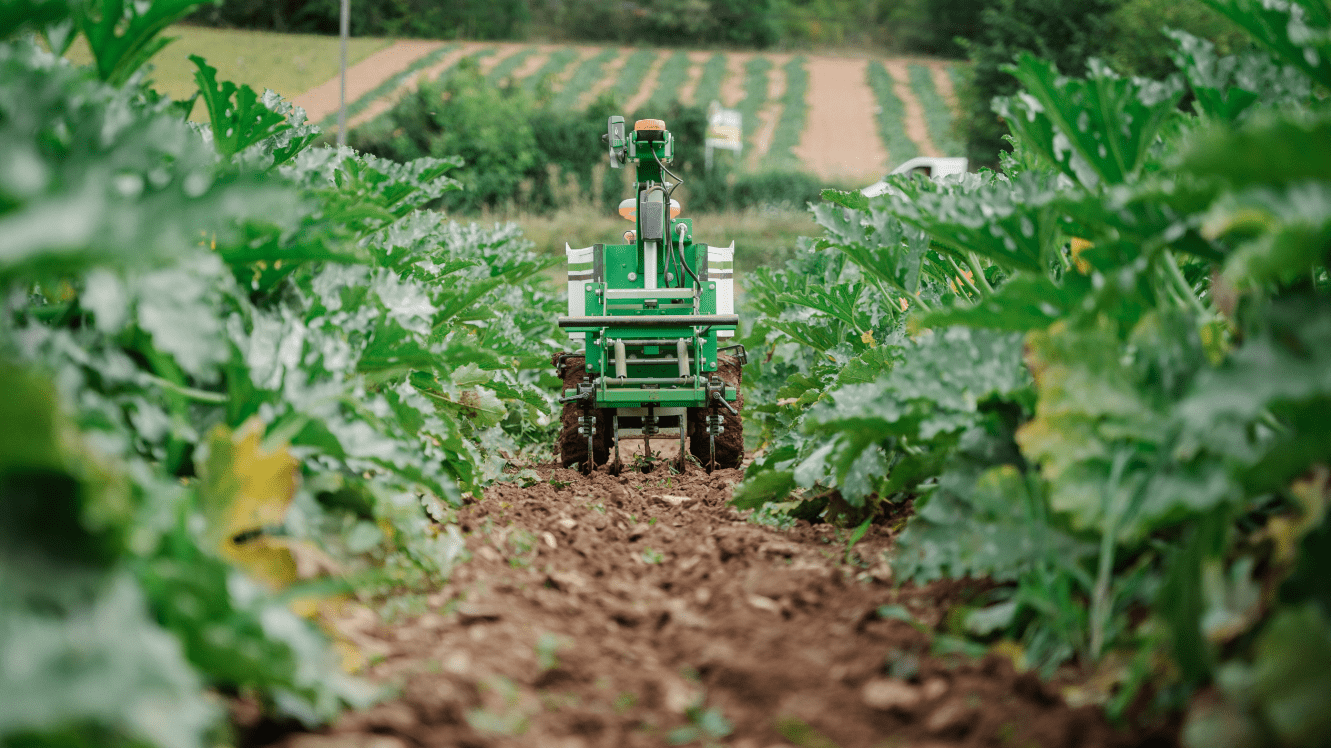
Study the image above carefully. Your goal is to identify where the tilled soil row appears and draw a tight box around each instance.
[262,465,1171,748]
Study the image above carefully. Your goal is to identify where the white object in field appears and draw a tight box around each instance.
[708,242,736,339]
[862,156,970,197]
[705,100,743,172]
[566,243,593,341]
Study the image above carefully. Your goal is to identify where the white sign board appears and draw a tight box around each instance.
[704,100,742,171]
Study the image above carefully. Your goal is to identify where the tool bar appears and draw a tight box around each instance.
[558,314,738,329]
[603,288,697,299]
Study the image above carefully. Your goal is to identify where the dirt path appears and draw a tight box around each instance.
[719,52,754,109]
[929,64,960,114]
[883,60,940,159]
[579,48,633,109]
[256,461,1172,748]
[676,51,711,107]
[624,53,669,113]
[293,40,447,124]
[748,55,791,166]
[341,43,491,131]
[793,57,890,183]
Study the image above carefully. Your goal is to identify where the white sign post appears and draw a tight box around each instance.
[704,100,742,172]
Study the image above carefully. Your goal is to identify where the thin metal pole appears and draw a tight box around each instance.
[336,0,350,147]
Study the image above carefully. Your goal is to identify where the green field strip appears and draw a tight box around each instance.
[736,56,773,152]
[948,65,964,90]
[866,60,919,166]
[642,51,691,110]
[764,56,809,168]
[553,48,620,109]
[691,54,728,107]
[485,48,537,86]
[610,49,660,106]
[435,48,497,85]
[908,63,963,154]
[522,47,579,93]
[318,43,458,126]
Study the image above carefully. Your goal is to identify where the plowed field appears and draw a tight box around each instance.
[292,41,960,184]
[253,463,1175,748]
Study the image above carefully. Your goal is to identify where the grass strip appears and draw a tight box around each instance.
[907,63,963,154]
[690,53,728,108]
[611,49,659,106]
[735,56,772,152]
[436,49,496,86]
[522,47,579,94]
[765,56,808,168]
[318,43,458,126]
[866,60,919,166]
[642,51,691,111]
[553,48,620,109]
[485,48,536,86]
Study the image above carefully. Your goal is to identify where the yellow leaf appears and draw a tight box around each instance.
[198,417,301,588]
[1070,237,1093,274]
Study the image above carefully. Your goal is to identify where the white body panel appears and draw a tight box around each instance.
[566,244,593,341]
[708,242,736,339]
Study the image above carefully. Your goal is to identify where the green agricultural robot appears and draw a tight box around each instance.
[555,116,745,474]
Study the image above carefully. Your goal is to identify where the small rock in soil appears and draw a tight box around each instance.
[925,697,979,735]
[747,594,783,613]
[455,604,502,625]
[654,493,697,507]
[862,678,922,712]
[921,677,949,701]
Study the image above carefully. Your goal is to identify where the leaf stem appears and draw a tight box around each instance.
[946,255,984,299]
[967,252,996,294]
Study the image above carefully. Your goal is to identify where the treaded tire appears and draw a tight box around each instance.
[688,353,744,469]
[555,355,611,468]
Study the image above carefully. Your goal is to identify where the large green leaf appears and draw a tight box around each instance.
[78,0,202,86]
[1201,0,1331,90]
[998,53,1183,189]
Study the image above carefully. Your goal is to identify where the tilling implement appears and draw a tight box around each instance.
[555,116,745,474]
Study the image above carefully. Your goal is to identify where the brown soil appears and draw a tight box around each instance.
[676,51,712,107]
[748,57,790,166]
[719,52,754,109]
[293,40,448,123]
[883,60,940,159]
[509,46,558,84]
[792,57,891,183]
[580,49,633,109]
[929,64,960,114]
[625,53,670,114]
[255,461,1177,748]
